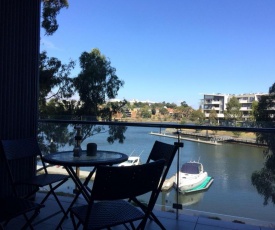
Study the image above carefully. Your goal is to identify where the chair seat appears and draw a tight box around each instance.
[0,197,43,221]
[71,200,145,229]
[19,174,69,187]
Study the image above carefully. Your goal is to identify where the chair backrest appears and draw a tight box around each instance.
[91,160,166,201]
[146,141,177,165]
[146,141,178,184]
[1,138,41,197]
[1,138,46,182]
[1,138,41,160]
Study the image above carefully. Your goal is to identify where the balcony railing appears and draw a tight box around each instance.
[38,119,275,226]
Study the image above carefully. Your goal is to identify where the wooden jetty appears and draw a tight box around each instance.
[149,132,222,145]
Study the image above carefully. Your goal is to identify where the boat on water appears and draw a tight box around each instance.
[174,161,212,193]
[118,150,143,166]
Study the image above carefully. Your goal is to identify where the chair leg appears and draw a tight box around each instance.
[21,210,39,230]
[40,183,67,217]
[70,212,80,230]
[50,186,67,217]
[148,212,166,230]
[131,198,166,230]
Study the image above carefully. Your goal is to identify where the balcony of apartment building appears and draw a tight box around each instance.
[204,99,222,105]
[1,2,275,229]
[238,98,249,103]
[2,120,275,230]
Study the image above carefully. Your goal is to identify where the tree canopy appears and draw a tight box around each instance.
[39,51,75,114]
[39,49,127,153]
[224,96,242,123]
[74,48,124,117]
[251,82,275,205]
[41,0,69,35]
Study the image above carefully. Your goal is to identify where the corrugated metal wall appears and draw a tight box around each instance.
[0,0,40,196]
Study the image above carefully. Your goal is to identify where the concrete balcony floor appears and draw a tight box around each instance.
[3,192,274,230]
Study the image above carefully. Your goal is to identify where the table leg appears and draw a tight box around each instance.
[55,166,96,229]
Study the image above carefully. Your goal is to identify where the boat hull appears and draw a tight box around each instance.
[174,171,208,193]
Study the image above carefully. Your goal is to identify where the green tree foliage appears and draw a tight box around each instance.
[73,48,126,143]
[140,107,151,118]
[39,51,75,114]
[176,103,193,120]
[248,101,258,121]
[38,52,75,153]
[209,109,218,125]
[180,101,188,107]
[209,109,218,134]
[38,99,73,153]
[39,49,127,153]
[252,82,275,205]
[41,0,69,35]
[159,107,169,116]
[165,102,177,109]
[190,109,205,124]
[224,96,242,124]
[74,49,124,116]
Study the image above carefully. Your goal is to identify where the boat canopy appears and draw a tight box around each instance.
[181,162,202,174]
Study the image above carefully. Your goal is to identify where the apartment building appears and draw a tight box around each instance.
[203,93,267,121]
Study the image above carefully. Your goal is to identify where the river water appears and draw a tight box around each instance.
[57,125,275,224]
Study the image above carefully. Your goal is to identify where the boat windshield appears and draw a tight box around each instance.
[181,163,200,174]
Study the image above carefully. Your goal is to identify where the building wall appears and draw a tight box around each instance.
[203,93,267,121]
[0,0,40,196]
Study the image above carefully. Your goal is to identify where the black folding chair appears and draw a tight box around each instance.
[131,140,179,230]
[70,160,166,230]
[0,141,44,230]
[1,138,70,217]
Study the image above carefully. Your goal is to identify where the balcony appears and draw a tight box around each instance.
[16,119,272,230]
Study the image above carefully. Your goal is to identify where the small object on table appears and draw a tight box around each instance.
[74,125,82,157]
[87,143,97,156]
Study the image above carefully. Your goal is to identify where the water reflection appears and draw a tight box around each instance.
[159,188,204,211]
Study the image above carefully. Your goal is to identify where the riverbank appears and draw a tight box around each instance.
[164,128,266,147]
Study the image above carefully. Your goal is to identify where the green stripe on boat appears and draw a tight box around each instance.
[185,176,214,193]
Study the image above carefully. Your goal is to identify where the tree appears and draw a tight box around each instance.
[180,101,188,107]
[73,48,126,143]
[209,109,218,125]
[249,101,259,121]
[209,109,218,134]
[190,109,205,124]
[159,107,169,116]
[39,51,75,115]
[176,104,193,120]
[224,96,242,125]
[74,49,124,116]
[140,108,151,119]
[41,0,69,35]
[38,52,76,153]
[251,82,275,205]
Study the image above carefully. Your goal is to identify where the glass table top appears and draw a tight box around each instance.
[43,150,128,167]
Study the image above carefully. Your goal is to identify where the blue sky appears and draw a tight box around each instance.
[40,0,275,109]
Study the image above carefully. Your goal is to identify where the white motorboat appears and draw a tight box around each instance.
[118,150,143,166]
[174,161,208,193]
[118,156,142,166]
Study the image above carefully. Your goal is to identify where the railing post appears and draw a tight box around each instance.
[173,129,184,219]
